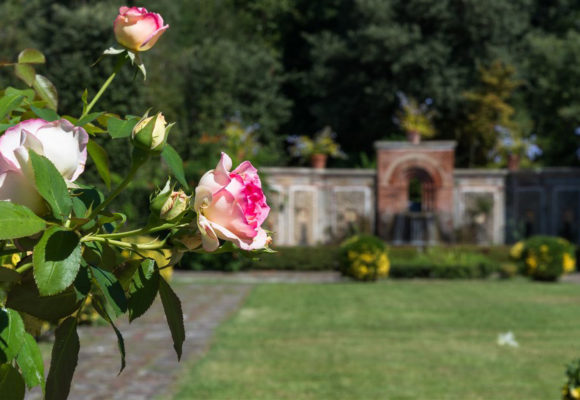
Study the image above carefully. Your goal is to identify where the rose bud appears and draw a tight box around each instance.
[160,191,189,221]
[193,152,270,252]
[113,6,169,52]
[132,112,172,154]
[150,181,189,222]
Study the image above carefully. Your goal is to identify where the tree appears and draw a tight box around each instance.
[460,60,522,167]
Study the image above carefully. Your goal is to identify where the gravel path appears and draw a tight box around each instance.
[26,281,252,400]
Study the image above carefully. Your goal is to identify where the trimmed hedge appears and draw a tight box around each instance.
[178,246,340,272]
[389,248,497,279]
[390,261,496,279]
[177,243,500,279]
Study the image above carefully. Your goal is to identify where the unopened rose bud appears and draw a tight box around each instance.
[132,112,172,154]
[113,7,169,52]
[160,190,189,222]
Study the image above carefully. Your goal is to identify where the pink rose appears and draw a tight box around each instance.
[0,119,89,182]
[0,119,89,213]
[114,6,169,52]
[194,153,270,251]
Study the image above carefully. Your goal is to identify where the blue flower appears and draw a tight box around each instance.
[526,144,542,160]
[575,127,580,136]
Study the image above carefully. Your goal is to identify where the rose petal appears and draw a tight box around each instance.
[0,170,45,214]
[33,120,88,182]
[198,214,220,252]
[140,24,169,51]
[0,119,47,172]
[205,188,257,239]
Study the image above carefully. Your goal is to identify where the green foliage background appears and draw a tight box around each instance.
[2,0,580,168]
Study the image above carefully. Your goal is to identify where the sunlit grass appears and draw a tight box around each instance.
[173,280,580,399]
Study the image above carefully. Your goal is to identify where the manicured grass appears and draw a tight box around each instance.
[173,280,580,399]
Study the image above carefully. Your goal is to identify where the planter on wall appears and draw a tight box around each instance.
[406,130,421,144]
[507,153,520,171]
[310,153,327,169]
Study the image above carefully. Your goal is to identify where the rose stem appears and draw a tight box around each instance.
[81,54,128,119]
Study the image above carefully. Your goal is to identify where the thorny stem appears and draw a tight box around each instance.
[95,222,188,240]
[84,150,149,223]
[81,235,167,251]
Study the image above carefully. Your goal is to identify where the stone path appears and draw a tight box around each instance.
[25,271,340,400]
[27,280,252,400]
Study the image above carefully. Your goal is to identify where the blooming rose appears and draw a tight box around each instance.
[114,7,169,52]
[0,119,89,213]
[194,153,270,251]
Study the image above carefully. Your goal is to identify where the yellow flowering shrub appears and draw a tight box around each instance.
[563,359,580,400]
[509,241,525,259]
[340,235,389,281]
[516,236,575,281]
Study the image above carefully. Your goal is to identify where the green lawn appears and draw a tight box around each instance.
[172,280,580,399]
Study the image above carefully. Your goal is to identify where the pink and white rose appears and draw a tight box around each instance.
[194,153,270,251]
[114,6,169,52]
[0,119,89,213]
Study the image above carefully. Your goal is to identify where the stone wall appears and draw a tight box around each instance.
[453,169,507,245]
[262,167,376,246]
[263,163,580,246]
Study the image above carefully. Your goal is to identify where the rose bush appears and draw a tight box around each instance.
[194,152,270,251]
[113,6,169,52]
[0,6,270,400]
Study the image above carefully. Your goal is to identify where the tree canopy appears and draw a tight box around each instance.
[1,0,580,168]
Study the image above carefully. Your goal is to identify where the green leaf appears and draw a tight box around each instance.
[6,280,82,321]
[32,74,58,111]
[14,64,35,86]
[46,318,79,400]
[0,93,25,120]
[128,259,159,322]
[16,333,45,391]
[87,140,111,190]
[107,116,139,139]
[18,49,46,64]
[82,241,121,271]
[0,266,21,283]
[0,363,25,400]
[30,105,59,121]
[29,151,72,221]
[77,112,103,127]
[5,87,35,102]
[0,202,46,240]
[33,227,82,296]
[159,277,185,360]
[0,309,25,363]
[71,186,103,227]
[162,144,189,189]
[90,265,127,318]
[92,296,126,373]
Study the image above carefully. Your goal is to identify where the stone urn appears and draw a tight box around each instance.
[507,153,520,171]
[310,153,327,169]
[406,130,421,144]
